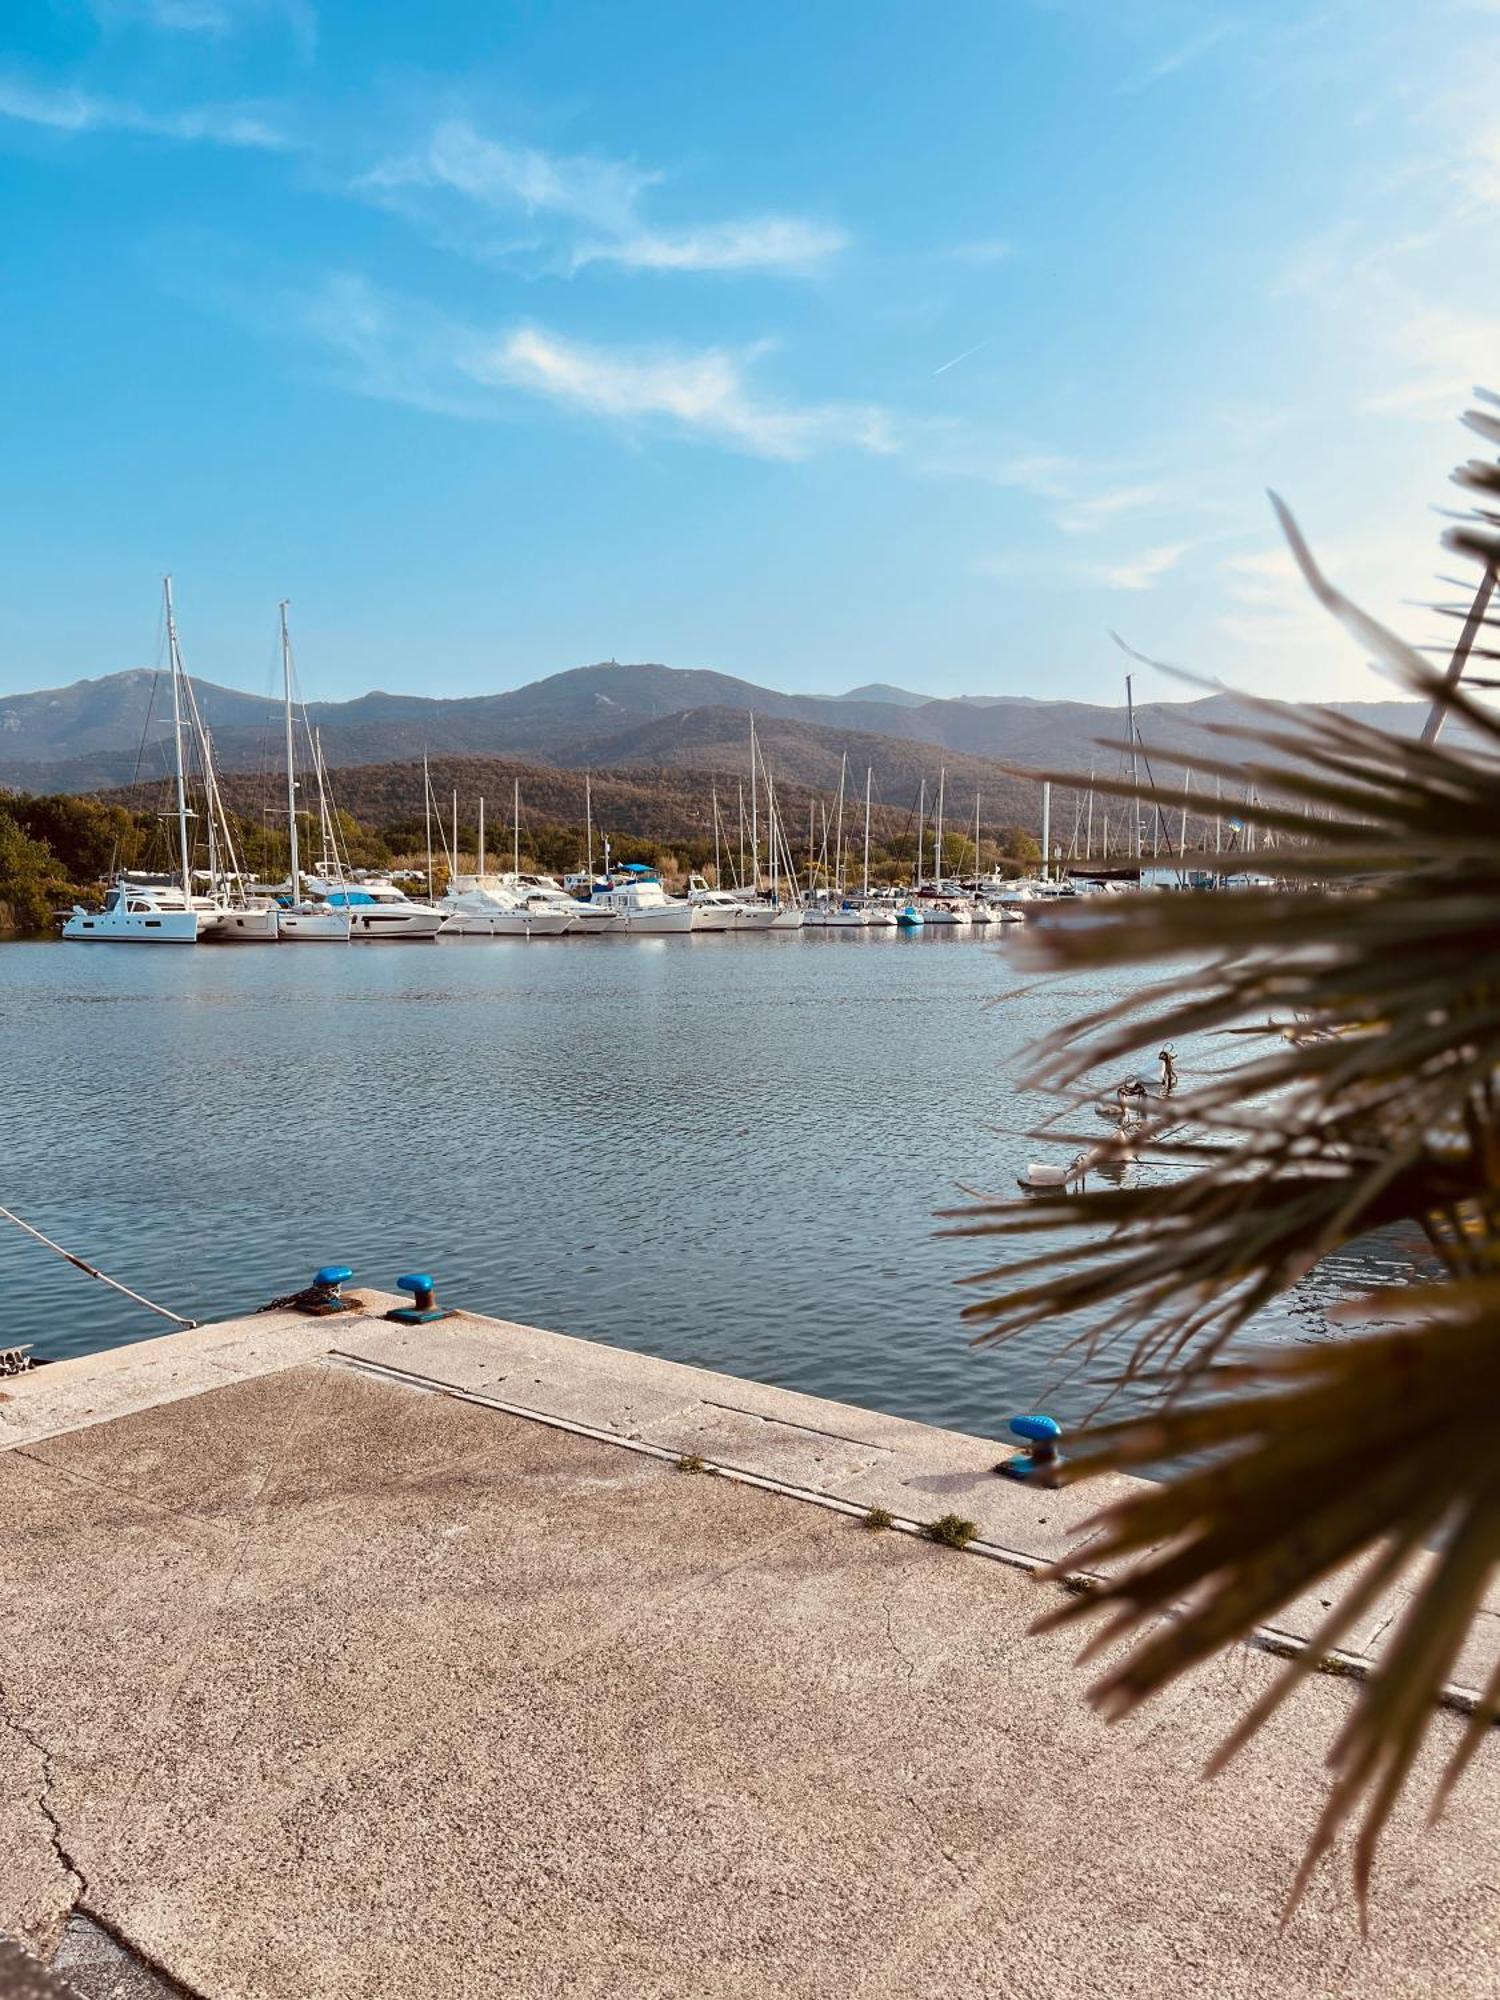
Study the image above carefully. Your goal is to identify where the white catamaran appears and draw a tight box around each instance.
[63,579,224,943]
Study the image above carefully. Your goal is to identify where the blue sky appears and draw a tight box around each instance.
[2,0,1498,705]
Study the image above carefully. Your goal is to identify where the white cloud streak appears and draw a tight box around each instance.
[1053,480,1174,533]
[0,75,293,149]
[357,117,847,278]
[575,217,849,274]
[469,324,894,458]
[283,278,895,459]
[1099,541,1193,590]
[88,0,316,47]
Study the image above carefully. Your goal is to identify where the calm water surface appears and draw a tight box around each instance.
[0,931,1413,1434]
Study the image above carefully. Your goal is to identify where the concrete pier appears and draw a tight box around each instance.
[2,1296,1497,1998]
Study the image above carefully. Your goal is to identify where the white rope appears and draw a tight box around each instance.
[0,1205,199,1329]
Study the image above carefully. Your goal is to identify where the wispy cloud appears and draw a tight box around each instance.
[944,237,1012,264]
[1119,20,1239,93]
[1054,480,1173,533]
[974,536,1200,591]
[358,120,651,237]
[356,116,847,278]
[273,275,895,459]
[575,217,849,274]
[1098,541,1194,590]
[0,74,293,149]
[88,0,316,48]
[470,325,894,458]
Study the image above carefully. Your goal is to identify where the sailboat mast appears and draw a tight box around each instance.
[452,789,459,874]
[833,754,847,900]
[1126,673,1141,862]
[862,766,872,901]
[934,767,945,887]
[423,752,433,902]
[163,576,193,898]
[585,775,593,877]
[513,780,520,876]
[279,601,301,904]
[916,777,925,888]
[478,796,485,878]
[748,713,759,892]
[711,784,721,887]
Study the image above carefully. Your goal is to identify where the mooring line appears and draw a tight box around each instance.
[0,1205,198,1330]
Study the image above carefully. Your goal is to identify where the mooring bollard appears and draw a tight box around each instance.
[385,1271,454,1326]
[997,1413,1064,1485]
[259,1265,359,1316]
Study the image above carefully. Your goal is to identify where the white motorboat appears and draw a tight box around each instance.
[62,880,216,943]
[859,904,898,928]
[689,880,781,931]
[688,888,744,932]
[440,877,577,937]
[281,875,442,940]
[768,904,805,930]
[589,870,695,933]
[323,883,443,939]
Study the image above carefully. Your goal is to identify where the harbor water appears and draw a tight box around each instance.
[0,930,1415,1434]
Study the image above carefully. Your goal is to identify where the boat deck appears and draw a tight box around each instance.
[2,1297,1497,1997]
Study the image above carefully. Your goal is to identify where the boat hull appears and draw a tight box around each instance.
[277,910,351,941]
[208,907,280,942]
[440,910,576,937]
[61,910,201,942]
[614,906,695,934]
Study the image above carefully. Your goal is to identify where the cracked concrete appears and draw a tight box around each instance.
[1,1305,1498,1997]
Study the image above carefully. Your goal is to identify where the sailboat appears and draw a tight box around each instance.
[857,766,895,926]
[63,579,222,942]
[803,755,867,926]
[917,766,967,924]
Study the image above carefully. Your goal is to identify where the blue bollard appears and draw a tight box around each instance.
[997,1413,1064,1485]
[385,1271,454,1326]
[260,1264,358,1316]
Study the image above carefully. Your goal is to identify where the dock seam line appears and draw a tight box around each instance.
[322,1349,1490,1723]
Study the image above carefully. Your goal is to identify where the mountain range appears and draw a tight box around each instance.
[0,660,1434,812]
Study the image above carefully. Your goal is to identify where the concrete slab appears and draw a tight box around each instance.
[3,1307,1497,1998]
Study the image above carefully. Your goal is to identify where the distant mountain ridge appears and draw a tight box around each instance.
[0,656,1437,798]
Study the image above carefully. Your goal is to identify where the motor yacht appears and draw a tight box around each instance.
[282,879,443,940]
[589,868,695,933]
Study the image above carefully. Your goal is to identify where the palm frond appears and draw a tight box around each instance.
[953,405,1500,1900]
